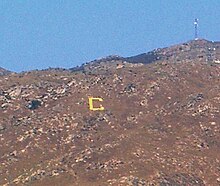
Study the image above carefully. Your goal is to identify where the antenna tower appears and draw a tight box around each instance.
[194,18,198,40]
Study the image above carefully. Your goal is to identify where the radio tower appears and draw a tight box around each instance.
[194,18,198,40]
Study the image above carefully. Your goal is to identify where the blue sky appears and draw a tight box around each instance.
[0,0,219,72]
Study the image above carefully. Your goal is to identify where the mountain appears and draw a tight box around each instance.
[0,39,220,186]
[0,67,12,76]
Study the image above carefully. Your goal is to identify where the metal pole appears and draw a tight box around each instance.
[194,19,198,40]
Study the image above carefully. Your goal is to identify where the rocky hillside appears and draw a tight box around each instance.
[0,67,11,76]
[0,39,220,186]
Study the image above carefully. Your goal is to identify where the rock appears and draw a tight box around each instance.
[124,83,136,93]
[0,124,6,131]
[159,173,205,186]
[28,100,42,110]
[9,87,22,97]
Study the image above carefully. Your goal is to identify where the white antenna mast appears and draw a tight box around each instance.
[194,18,199,40]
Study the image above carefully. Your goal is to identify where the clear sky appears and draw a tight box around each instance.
[0,0,219,72]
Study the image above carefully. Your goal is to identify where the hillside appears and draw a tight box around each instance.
[0,67,11,76]
[0,39,220,186]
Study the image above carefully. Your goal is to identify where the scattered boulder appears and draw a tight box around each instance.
[28,100,42,110]
[0,124,6,131]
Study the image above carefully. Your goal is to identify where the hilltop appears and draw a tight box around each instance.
[70,39,220,74]
[0,39,220,186]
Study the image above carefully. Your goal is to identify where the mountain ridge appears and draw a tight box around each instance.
[2,39,220,74]
[70,39,220,74]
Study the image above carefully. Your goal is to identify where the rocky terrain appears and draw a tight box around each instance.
[0,39,220,186]
[0,68,11,76]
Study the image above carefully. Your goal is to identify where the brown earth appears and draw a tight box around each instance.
[0,39,220,186]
